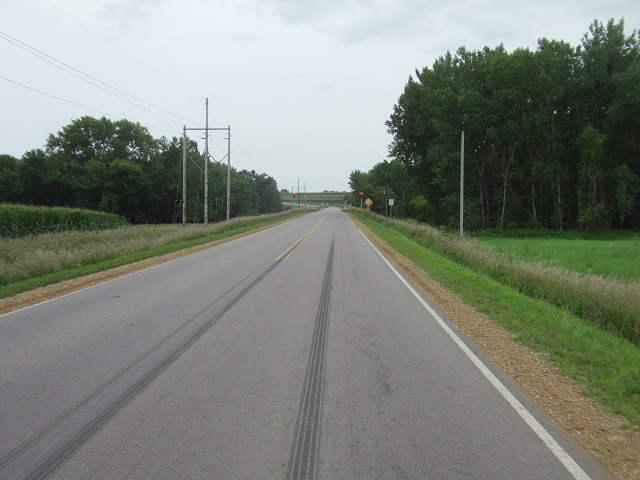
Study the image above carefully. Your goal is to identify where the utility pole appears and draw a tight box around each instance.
[182,126,187,226]
[184,99,231,224]
[204,98,209,225]
[384,186,388,217]
[226,125,231,221]
[460,126,465,238]
[297,178,300,208]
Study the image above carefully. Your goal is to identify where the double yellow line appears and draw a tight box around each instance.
[276,216,326,262]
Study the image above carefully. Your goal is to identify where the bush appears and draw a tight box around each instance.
[0,204,130,238]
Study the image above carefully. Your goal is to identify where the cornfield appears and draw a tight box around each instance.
[0,204,130,238]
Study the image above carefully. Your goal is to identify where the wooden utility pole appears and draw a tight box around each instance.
[460,127,465,238]
[182,125,186,226]
[226,125,231,221]
[183,99,231,224]
[204,98,209,225]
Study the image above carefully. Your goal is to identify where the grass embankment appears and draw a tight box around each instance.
[0,209,309,299]
[353,211,640,427]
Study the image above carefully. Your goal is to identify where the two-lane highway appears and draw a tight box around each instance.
[0,208,610,479]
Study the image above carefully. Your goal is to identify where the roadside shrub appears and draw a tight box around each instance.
[0,204,130,238]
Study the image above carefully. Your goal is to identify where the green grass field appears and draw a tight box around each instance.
[478,237,640,282]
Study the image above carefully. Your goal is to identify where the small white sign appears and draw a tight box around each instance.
[388,199,394,206]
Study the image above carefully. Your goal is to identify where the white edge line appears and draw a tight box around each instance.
[358,229,591,480]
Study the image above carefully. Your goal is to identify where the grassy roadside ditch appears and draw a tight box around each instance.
[0,209,311,299]
[353,211,640,428]
[366,215,640,345]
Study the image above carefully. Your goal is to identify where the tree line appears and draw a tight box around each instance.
[0,116,283,223]
[354,18,639,230]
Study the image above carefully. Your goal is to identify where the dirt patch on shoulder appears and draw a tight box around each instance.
[353,218,639,480]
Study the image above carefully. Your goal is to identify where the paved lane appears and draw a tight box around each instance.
[0,208,610,479]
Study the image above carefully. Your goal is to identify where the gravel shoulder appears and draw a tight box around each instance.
[1,219,638,479]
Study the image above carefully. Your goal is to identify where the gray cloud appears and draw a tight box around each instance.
[245,0,360,23]
[102,0,164,25]
[244,0,638,49]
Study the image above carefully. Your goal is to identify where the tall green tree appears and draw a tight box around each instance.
[385,18,639,230]
[251,171,283,214]
[16,149,50,206]
[99,159,150,221]
[0,154,19,203]
[3,116,286,224]
[231,170,259,217]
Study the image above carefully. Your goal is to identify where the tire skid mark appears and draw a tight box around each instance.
[0,259,267,473]
[2,221,321,480]
[24,261,281,480]
[286,238,334,480]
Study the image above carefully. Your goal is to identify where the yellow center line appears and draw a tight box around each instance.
[276,216,327,261]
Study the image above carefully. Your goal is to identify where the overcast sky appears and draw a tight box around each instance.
[2,1,638,192]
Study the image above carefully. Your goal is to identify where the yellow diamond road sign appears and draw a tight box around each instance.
[365,198,373,207]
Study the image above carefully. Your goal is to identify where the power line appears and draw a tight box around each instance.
[0,30,198,127]
[0,75,182,137]
[230,157,247,171]
[44,0,204,99]
[231,135,267,173]
[1,75,117,118]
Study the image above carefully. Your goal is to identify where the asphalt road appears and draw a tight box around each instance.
[0,208,611,479]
